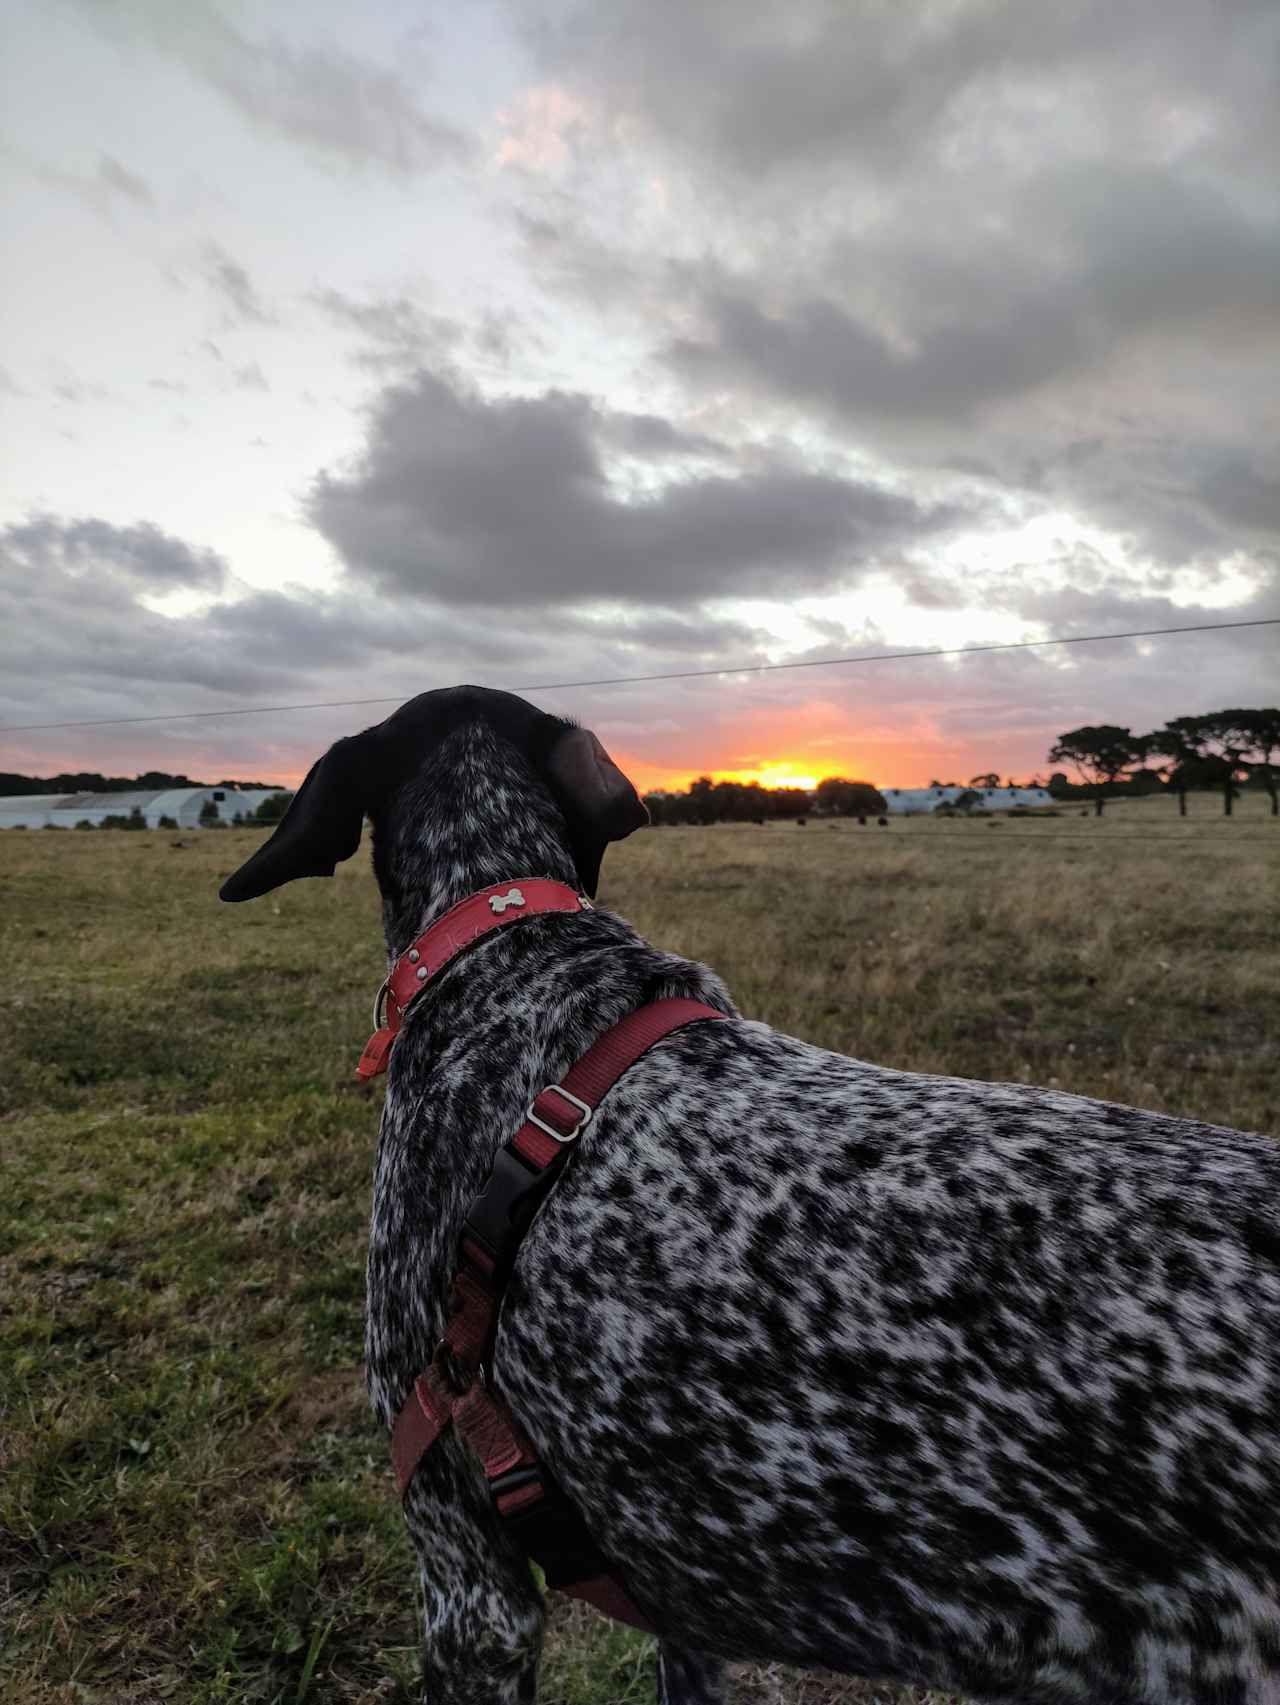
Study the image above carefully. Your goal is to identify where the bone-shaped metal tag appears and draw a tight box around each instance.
[489,887,526,914]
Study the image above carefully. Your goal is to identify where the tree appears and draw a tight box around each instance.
[1147,716,1249,816]
[1144,725,1200,816]
[199,798,220,825]
[951,789,983,813]
[1215,707,1280,817]
[814,777,888,817]
[969,772,1001,789]
[1046,726,1141,817]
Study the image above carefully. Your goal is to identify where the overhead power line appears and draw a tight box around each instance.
[2,615,1276,734]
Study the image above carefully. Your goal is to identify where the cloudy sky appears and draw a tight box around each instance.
[2,0,1276,791]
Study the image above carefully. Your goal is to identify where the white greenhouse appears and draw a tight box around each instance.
[0,787,288,831]
[880,785,1054,815]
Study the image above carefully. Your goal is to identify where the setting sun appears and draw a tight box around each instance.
[659,762,825,793]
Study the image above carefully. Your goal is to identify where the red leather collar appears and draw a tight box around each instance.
[356,879,593,1079]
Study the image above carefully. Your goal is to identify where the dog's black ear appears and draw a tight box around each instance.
[543,725,649,897]
[219,735,370,902]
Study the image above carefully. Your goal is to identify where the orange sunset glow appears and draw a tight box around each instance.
[12,696,1012,801]
[622,696,960,795]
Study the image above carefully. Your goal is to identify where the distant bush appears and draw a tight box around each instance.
[255,792,293,823]
[157,815,178,830]
[97,815,130,830]
[43,824,67,831]
[125,808,147,831]
[75,819,94,830]
[199,799,220,824]
[814,778,888,817]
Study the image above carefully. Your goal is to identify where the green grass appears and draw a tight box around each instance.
[2,795,1276,1703]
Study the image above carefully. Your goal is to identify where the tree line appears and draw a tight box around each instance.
[1049,708,1280,816]
[0,769,284,797]
[643,705,1277,824]
[644,776,887,825]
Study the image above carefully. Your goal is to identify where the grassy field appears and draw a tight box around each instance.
[2,794,1277,1705]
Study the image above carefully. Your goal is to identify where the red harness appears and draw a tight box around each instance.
[357,878,727,1631]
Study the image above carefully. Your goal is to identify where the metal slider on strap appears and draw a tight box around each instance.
[527,1084,593,1143]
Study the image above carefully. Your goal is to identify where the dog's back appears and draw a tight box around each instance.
[497,1015,1280,1700]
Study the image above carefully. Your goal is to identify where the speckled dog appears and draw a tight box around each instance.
[221,685,1280,1705]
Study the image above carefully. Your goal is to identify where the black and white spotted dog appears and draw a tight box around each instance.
[221,685,1280,1705]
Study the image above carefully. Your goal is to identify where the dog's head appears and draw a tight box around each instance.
[218,685,648,903]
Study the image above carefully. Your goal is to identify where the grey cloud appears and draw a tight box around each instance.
[596,411,730,461]
[306,369,974,608]
[0,515,554,737]
[202,244,273,326]
[509,0,1280,575]
[12,146,155,216]
[668,289,1088,426]
[2,515,228,593]
[96,153,153,206]
[231,361,269,392]
[1195,456,1280,536]
[667,167,1280,430]
[311,289,462,374]
[310,290,540,376]
[2,511,1272,789]
[72,0,469,176]
[521,0,1280,184]
[52,378,115,405]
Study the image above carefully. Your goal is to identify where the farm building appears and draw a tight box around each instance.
[0,787,286,830]
[880,784,1054,814]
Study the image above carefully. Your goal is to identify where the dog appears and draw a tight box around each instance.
[220,685,1280,1705]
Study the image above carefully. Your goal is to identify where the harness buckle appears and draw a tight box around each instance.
[432,1338,475,1398]
[527,1083,593,1143]
[490,1463,545,1517]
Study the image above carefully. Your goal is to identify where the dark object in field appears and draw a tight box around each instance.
[219,685,1280,1705]
[877,815,888,826]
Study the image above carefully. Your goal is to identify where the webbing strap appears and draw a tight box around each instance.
[389,994,728,1631]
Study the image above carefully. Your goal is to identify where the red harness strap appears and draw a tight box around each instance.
[390,995,729,1633]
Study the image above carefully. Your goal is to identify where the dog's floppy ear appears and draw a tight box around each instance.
[543,724,649,897]
[219,735,370,902]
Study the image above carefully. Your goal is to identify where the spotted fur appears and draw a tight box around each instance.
[228,691,1280,1705]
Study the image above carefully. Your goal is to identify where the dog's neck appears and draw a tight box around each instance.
[373,722,581,958]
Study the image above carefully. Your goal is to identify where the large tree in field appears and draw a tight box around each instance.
[1046,726,1141,816]
[1144,723,1207,816]
[1148,715,1253,816]
[1217,707,1280,817]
